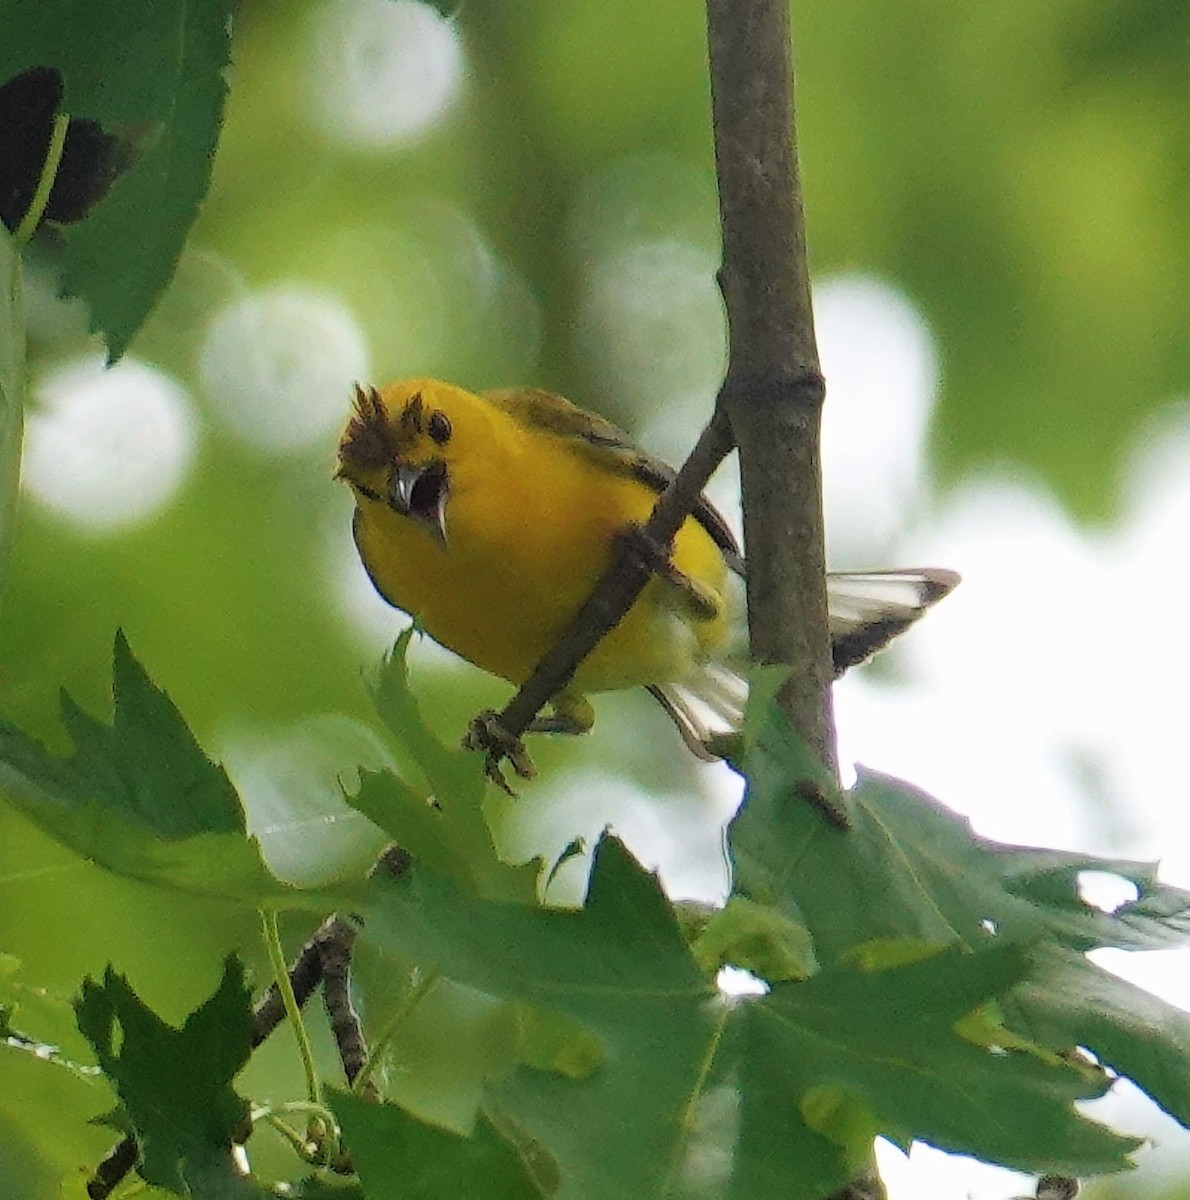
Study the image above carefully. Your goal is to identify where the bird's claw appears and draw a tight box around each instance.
[463,709,537,795]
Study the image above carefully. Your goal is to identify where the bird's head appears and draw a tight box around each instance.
[337,379,462,543]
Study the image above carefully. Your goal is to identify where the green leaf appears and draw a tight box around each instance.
[1007,945,1190,1132]
[730,687,1190,1140]
[689,895,818,981]
[732,945,1133,1193]
[0,0,231,358]
[0,632,331,907]
[329,1089,548,1199]
[82,628,242,839]
[371,975,524,1137]
[360,838,717,1199]
[512,1004,602,1081]
[344,629,542,902]
[355,970,601,1140]
[359,838,1126,1198]
[733,697,1190,964]
[74,956,258,1198]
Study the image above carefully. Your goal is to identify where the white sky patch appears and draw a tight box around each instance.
[1079,1077,1190,1186]
[1103,401,1190,879]
[197,286,369,455]
[1078,870,1139,913]
[875,1141,1033,1200]
[1090,948,1190,1011]
[836,472,1110,851]
[833,410,1190,1194]
[220,714,393,887]
[305,0,464,148]
[717,966,769,998]
[491,765,738,909]
[23,354,197,533]
[817,274,938,563]
[866,410,1190,880]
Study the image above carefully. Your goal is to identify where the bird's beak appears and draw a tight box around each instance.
[389,460,448,544]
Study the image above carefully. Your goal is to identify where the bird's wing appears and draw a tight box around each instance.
[484,387,743,572]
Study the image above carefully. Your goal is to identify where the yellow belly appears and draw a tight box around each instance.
[351,445,728,694]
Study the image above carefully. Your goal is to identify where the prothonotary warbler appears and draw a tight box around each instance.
[337,379,957,760]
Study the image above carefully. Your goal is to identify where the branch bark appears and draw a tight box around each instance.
[706,3,878,1197]
[706,0,837,776]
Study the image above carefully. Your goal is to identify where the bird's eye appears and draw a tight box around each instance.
[428,410,452,445]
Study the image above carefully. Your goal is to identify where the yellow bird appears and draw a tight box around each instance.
[337,378,957,758]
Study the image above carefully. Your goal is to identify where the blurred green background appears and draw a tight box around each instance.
[1,0,1187,1195]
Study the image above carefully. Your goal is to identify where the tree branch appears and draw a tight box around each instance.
[706,3,876,1197]
[706,0,837,773]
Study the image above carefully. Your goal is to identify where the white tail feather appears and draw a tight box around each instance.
[649,568,959,756]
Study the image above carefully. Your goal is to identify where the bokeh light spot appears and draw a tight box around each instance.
[23,355,198,534]
[305,0,464,148]
[575,239,725,421]
[197,286,370,455]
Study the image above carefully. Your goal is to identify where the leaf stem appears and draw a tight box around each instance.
[351,966,441,1095]
[256,1101,342,1165]
[261,909,322,1107]
[14,110,69,246]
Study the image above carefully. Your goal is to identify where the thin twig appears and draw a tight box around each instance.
[85,1135,138,1200]
[320,918,370,1090]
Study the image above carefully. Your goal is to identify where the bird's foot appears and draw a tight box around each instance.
[463,709,536,795]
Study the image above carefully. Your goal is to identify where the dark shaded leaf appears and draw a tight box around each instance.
[74,956,259,1197]
[0,66,142,233]
[330,1089,548,1198]
[0,0,232,356]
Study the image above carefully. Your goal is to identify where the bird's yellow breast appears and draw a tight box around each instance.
[346,382,729,694]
